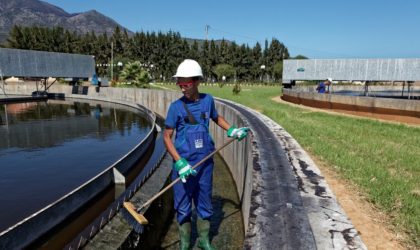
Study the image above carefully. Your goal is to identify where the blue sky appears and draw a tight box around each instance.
[43,0,420,59]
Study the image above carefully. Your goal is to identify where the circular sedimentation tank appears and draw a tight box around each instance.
[0,98,159,248]
[282,86,420,125]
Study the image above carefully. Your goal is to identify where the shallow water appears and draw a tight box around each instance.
[160,153,244,249]
[333,90,420,99]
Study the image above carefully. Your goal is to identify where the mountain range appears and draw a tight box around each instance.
[0,0,132,44]
[0,0,232,48]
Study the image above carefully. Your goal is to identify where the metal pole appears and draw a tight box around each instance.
[44,77,47,93]
[364,81,369,96]
[401,81,405,97]
[4,104,8,127]
[0,69,6,96]
[205,25,209,40]
[111,41,114,81]
[114,107,117,126]
[408,81,411,100]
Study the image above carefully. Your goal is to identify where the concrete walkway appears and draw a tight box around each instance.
[219,99,366,249]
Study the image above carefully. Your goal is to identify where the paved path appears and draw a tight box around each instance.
[218,99,366,249]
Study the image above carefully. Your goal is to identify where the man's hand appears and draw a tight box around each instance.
[174,158,197,183]
[227,126,249,141]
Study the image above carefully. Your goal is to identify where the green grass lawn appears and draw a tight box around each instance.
[159,83,420,247]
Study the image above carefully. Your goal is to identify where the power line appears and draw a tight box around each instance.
[284,44,356,58]
[209,26,356,58]
[209,26,260,43]
[116,22,350,58]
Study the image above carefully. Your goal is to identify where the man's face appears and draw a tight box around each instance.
[177,77,199,99]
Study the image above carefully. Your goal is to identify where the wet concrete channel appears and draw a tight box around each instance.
[86,151,244,249]
[159,153,244,250]
[217,99,317,249]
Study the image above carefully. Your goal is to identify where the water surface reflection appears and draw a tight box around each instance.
[0,100,152,232]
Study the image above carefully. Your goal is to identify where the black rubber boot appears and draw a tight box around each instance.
[178,222,191,250]
[197,218,215,250]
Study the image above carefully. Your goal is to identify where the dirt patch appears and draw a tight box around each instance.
[312,157,406,249]
[272,96,408,249]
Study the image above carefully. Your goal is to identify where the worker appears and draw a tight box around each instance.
[163,59,249,250]
[316,78,332,93]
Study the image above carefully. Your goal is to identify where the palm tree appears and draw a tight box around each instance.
[119,61,151,88]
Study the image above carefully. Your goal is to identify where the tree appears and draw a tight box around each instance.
[265,38,289,81]
[251,42,263,80]
[218,39,229,64]
[199,40,211,81]
[189,40,200,60]
[293,55,308,59]
[112,26,124,57]
[208,40,219,81]
[236,44,253,81]
[213,64,235,81]
[5,25,291,83]
[95,33,110,76]
[6,25,24,48]
[273,61,283,82]
[119,61,151,88]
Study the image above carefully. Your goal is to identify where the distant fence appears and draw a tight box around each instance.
[283,59,420,83]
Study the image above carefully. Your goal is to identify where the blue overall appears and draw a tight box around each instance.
[317,82,326,93]
[165,94,218,224]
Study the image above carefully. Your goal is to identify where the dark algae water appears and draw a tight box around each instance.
[0,100,152,232]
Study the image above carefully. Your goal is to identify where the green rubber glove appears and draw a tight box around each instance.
[174,158,197,183]
[227,126,250,141]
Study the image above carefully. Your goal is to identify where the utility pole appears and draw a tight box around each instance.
[0,68,6,96]
[111,41,114,81]
[205,25,210,40]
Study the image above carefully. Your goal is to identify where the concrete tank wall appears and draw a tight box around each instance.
[283,88,420,117]
[0,88,158,249]
[292,84,420,93]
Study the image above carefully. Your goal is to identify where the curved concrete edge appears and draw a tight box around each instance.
[84,152,173,250]
[283,88,420,116]
[0,95,158,249]
[291,85,420,93]
[218,99,316,249]
[229,100,367,249]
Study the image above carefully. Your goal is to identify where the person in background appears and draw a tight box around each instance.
[316,78,332,93]
[163,59,249,250]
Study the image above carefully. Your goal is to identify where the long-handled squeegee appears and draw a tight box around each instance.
[122,137,236,233]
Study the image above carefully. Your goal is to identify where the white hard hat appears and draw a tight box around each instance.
[173,59,203,78]
[327,77,333,82]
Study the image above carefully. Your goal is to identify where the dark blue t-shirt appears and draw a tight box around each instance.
[165,93,218,131]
